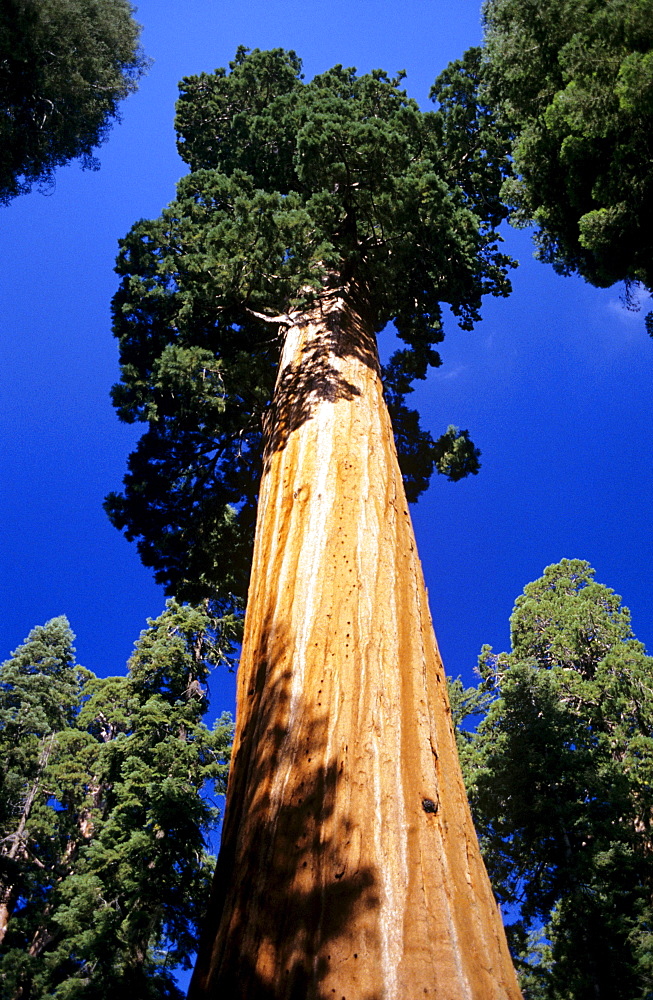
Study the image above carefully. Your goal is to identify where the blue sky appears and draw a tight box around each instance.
[2,0,652,731]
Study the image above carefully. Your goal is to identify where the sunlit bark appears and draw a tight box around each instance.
[190,285,522,1000]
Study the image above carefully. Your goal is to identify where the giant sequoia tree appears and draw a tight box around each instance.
[109,48,522,999]
[481,0,653,325]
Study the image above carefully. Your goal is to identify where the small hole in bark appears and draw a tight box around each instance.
[422,798,437,814]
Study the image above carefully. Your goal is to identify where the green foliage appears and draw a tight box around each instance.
[0,617,82,844]
[432,425,481,482]
[126,597,242,704]
[0,0,147,204]
[0,616,81,737]
[454,559,653,999]
[481,0,653,325]
[0,603,235,998]
[108,46,515,601]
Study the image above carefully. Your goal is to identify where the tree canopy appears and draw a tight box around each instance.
[452,559,653,999]
[107,46,515,602]
[481,0,653,328]
[0,602,235,998]
[0,0,147,204]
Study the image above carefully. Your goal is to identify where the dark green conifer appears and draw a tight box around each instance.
[453,559,653,999]
[0,604,235,998]
[0,0,147,203]
[481,0,653,328]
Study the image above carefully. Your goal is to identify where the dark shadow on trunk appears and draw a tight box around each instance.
[262,285,379,464]
[189,613,381,1000]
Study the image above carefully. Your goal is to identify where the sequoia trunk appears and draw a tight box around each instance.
[189,286,522,1000]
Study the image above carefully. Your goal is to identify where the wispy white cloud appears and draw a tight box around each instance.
[436,365,467,380]
[606,284,651,323]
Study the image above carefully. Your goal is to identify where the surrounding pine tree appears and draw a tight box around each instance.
[452,559,653,1000]
[0,617,82,946]
[0,602,235,999]
[0,0,147,204]
[109,47,523,998]
[480,0,653,329]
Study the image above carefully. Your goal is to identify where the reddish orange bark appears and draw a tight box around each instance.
[189,286,522,1000]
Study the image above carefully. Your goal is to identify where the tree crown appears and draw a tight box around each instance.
[0,0,147,203]
[108,47,514,601]
[481,0,653,322]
